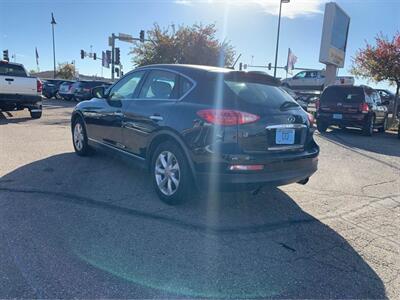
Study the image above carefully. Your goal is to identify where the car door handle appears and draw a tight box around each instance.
[150,115,163,121]
[5,78,14,82]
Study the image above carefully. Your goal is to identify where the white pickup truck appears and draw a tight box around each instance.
[281,70,354,91]
[0,61,42,118]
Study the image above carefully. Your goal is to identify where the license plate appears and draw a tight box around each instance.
[333,113,343,119]
[276,129,295,145]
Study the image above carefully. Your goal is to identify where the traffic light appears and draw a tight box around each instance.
[93,53,97,60]
[80,50,85,59]
[268,63,272,70]
[3,49,9,61]
[115,67,120,77]
[115,47,120,65]
[140,30,145,43]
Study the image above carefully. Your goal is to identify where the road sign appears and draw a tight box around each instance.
[119,33,133,42]
[108,37,113,47]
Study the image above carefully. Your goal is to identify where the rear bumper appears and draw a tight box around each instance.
[317,112,368,127]
[0,94,42,110]
[195,147,319,189]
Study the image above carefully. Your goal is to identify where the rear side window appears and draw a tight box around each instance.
[179,77,193,97]
[321,87,365,103]
[139,70,179,100]
[0,64,27,77]
[224,80,297,108]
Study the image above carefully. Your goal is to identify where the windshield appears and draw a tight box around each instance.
[225,80,299,108]
[321,87,365,103]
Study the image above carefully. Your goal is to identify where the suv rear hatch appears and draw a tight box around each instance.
[319,86,365,114]
[204,72,311,154]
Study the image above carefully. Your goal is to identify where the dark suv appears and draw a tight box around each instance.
[316,85,388,136]
[73,81,111,102]
[71,64,319,204]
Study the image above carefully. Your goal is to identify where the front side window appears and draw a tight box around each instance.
[109,71,145,101]
[294,72,306,79]
[139,70,178,100]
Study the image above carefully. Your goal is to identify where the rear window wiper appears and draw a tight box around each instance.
[280,101,299,110]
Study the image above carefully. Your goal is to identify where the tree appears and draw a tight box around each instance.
[351,32,400,120]
[130,23,236,68]
[57,63,76,80]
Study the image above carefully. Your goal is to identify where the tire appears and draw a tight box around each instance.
[317,121,328,133]
[378,118,388,133]
[44,94,52,99]
[151,141,193,205]
[363,115,375,136]
[30,110,42,119]
[72,116,93,156]
[55,92,61,100]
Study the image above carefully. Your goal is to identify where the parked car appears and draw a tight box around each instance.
[73,81,111,102]
[0,60,42,118]
[58,81,76,101]
[316,85,389,136]
[376,89,397,115]
[282,70,354,91]
[71,64,319,204]
[42,79,73,99]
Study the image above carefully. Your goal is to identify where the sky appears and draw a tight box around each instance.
[0,0,399,91]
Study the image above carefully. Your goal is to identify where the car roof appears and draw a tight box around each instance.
[133,64,279,84]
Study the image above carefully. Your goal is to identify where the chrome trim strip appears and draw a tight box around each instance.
[88,138,145,161]
[266,124,307,129]
[29,109,42,112]
[149,115,163,121]
[268,145,304,151]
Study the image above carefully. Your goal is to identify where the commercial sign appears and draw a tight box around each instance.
[319,2,350,68]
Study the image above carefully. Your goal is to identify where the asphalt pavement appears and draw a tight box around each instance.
[0,99,399,299]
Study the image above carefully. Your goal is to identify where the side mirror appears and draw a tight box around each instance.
[92,86,105,99]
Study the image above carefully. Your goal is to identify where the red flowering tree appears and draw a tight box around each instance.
[351,33,400,119]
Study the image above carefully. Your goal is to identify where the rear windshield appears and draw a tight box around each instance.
[321,87,365,103]
[0,64,27,77]
[224,80,298,108]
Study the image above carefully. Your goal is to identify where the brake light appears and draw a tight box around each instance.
[197,109,260,126]
[359,103,369,113]
[307,113,315,126]
[37,79,42,93]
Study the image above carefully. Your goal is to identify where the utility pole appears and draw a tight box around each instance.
[51,13,57,79]
[111,33,115,80]
[274,0,290,78]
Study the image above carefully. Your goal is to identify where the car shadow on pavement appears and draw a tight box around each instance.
[318,126,400,158]
[0,152,387,299]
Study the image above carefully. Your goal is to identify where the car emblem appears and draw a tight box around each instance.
[288,116,296,123]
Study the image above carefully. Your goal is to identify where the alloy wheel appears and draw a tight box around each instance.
[73,122,84,151]
[155,151,180,196]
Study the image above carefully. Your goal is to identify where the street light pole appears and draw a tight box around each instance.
[273,0,290,78]
[51,13,57,79]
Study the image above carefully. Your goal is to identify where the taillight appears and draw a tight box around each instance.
[197,109,260,126]
[359,103,369,113]
[37,79,42,93]
[307,113,315,126]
